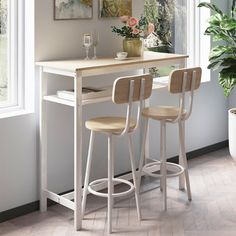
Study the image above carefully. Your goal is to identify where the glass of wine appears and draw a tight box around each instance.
[92,31,99,60]
[83,33,92,60]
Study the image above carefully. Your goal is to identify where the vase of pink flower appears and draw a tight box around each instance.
[112,15,150,57]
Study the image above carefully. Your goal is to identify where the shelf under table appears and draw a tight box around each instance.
[43,95,113,106]
[43,82,166,107]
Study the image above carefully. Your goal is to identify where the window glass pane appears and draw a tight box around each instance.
[144,0,187,77]
[174,0,187,54]
[0,0,8,103]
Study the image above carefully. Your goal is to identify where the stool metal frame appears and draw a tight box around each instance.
[138,67,202,212]
[82,74,153,233]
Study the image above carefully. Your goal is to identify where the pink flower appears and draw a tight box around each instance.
[128,17,139,28]
[148,23,155,34]
[132,28,140,35]
[120,15,129,23]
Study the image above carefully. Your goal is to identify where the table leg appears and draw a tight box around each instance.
[178,58,187,190]
[39,67,47,212]
[74,71,83,230]
[144,98,150,165]
[143,68,150,165]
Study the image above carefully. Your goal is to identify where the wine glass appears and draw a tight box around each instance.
[83,33,92,60]
[92,31,99,60]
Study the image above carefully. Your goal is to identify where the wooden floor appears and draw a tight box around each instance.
[1,148,236,236]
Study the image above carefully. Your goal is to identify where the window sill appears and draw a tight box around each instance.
[0,108,34,119]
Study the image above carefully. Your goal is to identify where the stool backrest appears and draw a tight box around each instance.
[168,67,202,94]
[112,74,153,104]
[112,74,153,135]
[168,67,202,122]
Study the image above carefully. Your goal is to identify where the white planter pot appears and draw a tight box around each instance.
[229,108,236,159]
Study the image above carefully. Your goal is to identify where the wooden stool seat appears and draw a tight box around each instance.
[142,106,187,120]
[85,117,136,133]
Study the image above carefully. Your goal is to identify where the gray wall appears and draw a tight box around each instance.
[229,89,236,108]
[0,0,228,212]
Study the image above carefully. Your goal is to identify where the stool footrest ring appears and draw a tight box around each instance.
[142,161,184,178]
[88,178,135,198]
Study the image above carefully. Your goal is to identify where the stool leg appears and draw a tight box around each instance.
[160,120,167,210]
[178,121,185,190]
[82,131,95,217]
[128,134,141,221]
[179,121,192,201]
[160,121,165,193]
[137,118,148,192]
[108,134,114,234]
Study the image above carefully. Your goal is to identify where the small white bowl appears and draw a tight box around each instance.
[116,52,128,59]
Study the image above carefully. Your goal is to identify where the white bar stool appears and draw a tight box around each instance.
[138,67,202,212]
[82,74,153,233]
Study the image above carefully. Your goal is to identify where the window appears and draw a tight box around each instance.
[186,0,211,80]
[144,0,211,81]
[0,0,8,104]
[174,0,211,79]
[0,0,34,117]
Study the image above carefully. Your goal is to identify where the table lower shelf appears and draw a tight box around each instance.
[43,95,112,106]
[43,83,166,107]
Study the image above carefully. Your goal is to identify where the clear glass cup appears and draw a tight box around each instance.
[92,31,99,60]
[83,34,92,60]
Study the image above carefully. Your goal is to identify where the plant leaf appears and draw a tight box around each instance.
[204,26,235,43]
[219,66,236,97]
[232,0,236,17]
[220,79,236,97]
[198,2,223,15]
[212,33,234,42]
[208,14,223,26]
[220,57,236,67]
[209,46,236,61]
[207,59,223,70]
[220,18,236,31]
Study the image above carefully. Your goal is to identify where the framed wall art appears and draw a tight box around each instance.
[99,0,132,18]
[54,0,93,20]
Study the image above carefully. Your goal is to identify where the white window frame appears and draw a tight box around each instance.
[0,0,34,118]
[187,0,211,81]
[154,0,211,84]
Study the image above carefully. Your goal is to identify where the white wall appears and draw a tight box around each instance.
[0,114,38,212]
[0,0,228,213]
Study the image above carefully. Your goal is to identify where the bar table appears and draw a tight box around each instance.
[36,51,188,230]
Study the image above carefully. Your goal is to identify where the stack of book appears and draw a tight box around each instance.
[57,86,112,101]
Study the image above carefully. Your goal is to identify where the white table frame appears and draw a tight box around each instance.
[37,51,187,230]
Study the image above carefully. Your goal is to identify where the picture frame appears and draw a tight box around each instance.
[99,0,132,18]
[54,0,93,20]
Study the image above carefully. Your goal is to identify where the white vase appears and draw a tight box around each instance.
[229,108,236,160]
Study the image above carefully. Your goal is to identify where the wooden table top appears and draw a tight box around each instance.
[36,51,188,73]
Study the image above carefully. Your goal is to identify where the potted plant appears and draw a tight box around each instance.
[111,16,149,57]
[198,1,236,159]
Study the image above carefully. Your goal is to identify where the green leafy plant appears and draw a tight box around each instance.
[198,1,236,97]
